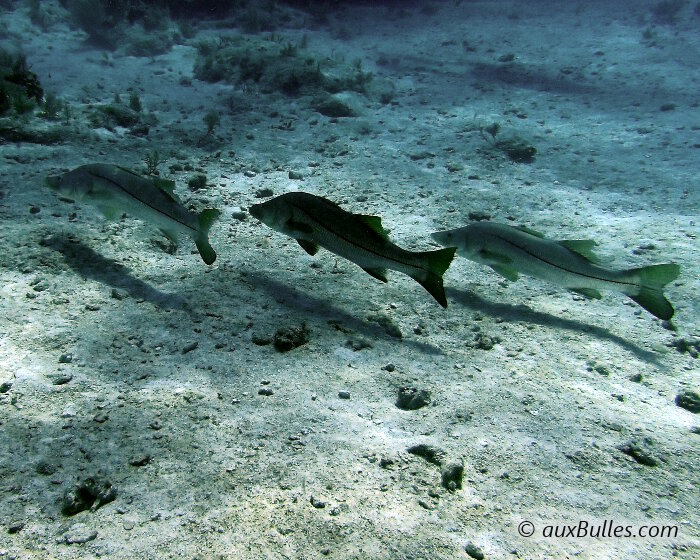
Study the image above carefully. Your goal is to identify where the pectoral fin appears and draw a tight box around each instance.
[297,239,320,255]
[362,267,388,283]
[569,288,602,299]
[286,218,314,235]
[489,264,519,281]
[480,248,513,265]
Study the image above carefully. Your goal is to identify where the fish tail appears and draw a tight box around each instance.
[627,263,680,320]
[413,247,456,308]
[195,209,221,265]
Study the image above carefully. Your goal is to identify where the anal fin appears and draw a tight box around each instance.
[159,228,179,245]
[297,239,320,255]
[362,267,388,283]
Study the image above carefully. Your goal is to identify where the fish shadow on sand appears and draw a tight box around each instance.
[43,234,188,311]
[447,287,662,364]
[470,61,595,95]
[246,271,444,355]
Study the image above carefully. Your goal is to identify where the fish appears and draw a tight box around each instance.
[431,221,680,320]
[249,192,456,307]
[45,163,220,265]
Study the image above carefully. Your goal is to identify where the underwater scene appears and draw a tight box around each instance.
[0,0,698,558]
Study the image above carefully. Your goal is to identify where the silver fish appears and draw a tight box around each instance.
[250,192,456,307]
[432,221,680,320]
[45,163,220,264]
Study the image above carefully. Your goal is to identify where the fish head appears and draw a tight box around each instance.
[431,229,457,247]
[44,174,63,192]
[44,169,92,200]
[249,197,292,232]
[432,225,485,259]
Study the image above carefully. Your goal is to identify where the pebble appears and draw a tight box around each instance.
[62,526,98,545]
[309,495,326,509]
[468,211,490,221]
[93,412,109,423]
[338,391,351,400]
[382,363,395,372]
[36,460,57,475]
[129,454,151,467]
[111,288,126,300]
[230,207,247,221]
[61,404,76,418]
[48,373,73,385]
[471,333,498,350]
[0,381,11,394]
[58,353,73,364]
[617,439,659,467]
[62,477,117,516]
[258,388,274,396]
[675,390,700,413]
[407,444,446,466]
[8,520,24,534]
[464,542,485,560]
[252,333,273,346]
[345,336,373,351]
[441,461,464,491]
[395,387,431,410]
[182,341,198,354]
[274,323,310,352]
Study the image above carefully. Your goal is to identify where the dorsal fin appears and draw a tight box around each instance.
[116,165,144,178]
[358,215,389,238]
[558,240,600,263]
[115,165,181,203]
[152,177,179,199]
[514,225,545,238]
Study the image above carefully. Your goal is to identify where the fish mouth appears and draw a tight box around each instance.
[44,175,61,190]
[431,231,449,243]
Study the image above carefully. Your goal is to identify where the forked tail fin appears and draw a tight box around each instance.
[627,263,680,320]
[195,209,221,265]
[414,247,456,308]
